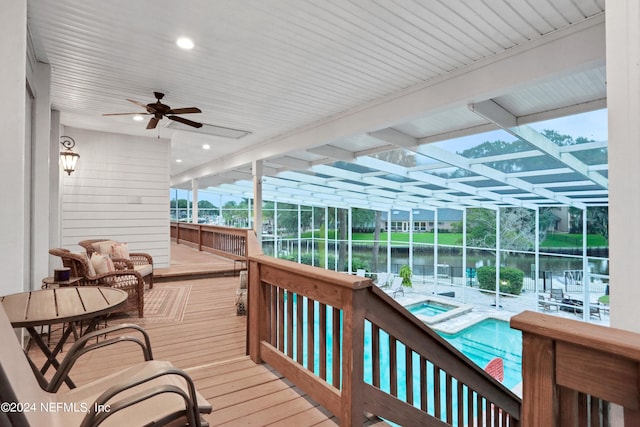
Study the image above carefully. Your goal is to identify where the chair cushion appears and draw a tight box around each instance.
[134,264,153,277]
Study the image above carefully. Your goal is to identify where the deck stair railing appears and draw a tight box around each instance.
[511,311,640,427]
[246,231,521,426]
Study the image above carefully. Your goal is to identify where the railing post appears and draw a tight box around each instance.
[248,259,265,363]
[341,288,366,426]
[521,333,556,426]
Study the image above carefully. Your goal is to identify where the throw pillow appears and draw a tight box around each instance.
[92,240,118,254]
[112,242,130,259]
[91,253,111,275]
[83,252,97,276]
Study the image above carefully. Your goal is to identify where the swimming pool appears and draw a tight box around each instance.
[405,300,455,317]
[403,297,473,325]
[438,318,522,389]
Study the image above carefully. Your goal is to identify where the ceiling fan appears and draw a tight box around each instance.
[103,92,203,129]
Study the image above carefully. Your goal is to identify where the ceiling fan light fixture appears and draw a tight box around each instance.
[133,115,144,121]
[176,37,194,50]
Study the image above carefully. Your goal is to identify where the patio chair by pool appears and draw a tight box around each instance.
[376,272,391,288]
[550,288,566,302]
[0,301,212,427]
[388,276,404,298]
[79,239,154,289]
[484,357,504,382]
[538,294,559,312]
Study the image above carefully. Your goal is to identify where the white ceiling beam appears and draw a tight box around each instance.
[367,128,418,148]
[469,99,608,188]
[413,143,587,209]
[268,155,312,170]
[307,145,355,161]
[363,135,540,209]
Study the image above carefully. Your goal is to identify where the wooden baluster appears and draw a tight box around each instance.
[307,298,315,372]
[477,394,484,426]
[420,356,427,412]
[296,294,304,364]
[406,346,413,405]
[372,324,380,388]
[434,364,441,419]
[277,287,285,352]
[332,307,341,388]
[319,302,327,381]
[446,373,453,423]
[286,291,294,358]
[467,388,474,427]
[389,335,397,397]
[456,380,464,426]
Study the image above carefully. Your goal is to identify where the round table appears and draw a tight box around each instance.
[1,286,128,388]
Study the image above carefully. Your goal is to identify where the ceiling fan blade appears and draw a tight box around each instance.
[146,117,160,129]
[168,115,203,128]
[128,98,156,113]
[167,107,202,115]
[102,112,150,116]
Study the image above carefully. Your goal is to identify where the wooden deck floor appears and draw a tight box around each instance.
[29,244,346,426]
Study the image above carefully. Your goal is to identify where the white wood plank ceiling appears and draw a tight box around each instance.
[27,0,607,210]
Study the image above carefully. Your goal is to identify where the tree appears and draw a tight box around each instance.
[275,203,312,235]
[465,207,556,250]
[372,210,383,270]
[222,199,249,226]
[352,208,375,231]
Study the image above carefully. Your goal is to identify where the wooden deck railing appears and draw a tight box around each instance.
[511,311,640,427]
[170,222,248,262]
[246,233,521,426]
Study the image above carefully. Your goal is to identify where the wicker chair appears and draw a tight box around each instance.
[49,248,145,317]
[78,239,154,289]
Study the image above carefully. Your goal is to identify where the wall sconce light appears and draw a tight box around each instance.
[59,135,80,175]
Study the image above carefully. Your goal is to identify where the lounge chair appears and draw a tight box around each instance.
[49,248,145,317]
[484,357,504,382]
[375,273,391,288]
[387,277,404,298]
[0,302,212,427]
[79,239,154,289]
[538,294,559,312]
[550,288,565,302]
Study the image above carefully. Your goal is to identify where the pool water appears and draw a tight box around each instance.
[438,318,522,389]
[405,300,455,317]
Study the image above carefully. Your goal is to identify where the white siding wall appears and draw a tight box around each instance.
[59,127,171,267]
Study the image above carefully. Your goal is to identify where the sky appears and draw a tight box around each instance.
[529,108,607,141]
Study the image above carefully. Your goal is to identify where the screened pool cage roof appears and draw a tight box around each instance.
[186,104,608,213]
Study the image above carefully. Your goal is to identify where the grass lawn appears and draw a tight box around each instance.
[302,231,607,248]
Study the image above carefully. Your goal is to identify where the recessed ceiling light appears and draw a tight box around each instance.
[176,37,194,50]
[133,115,144,121]
[176,159,183,163]
[202,144,210,150]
